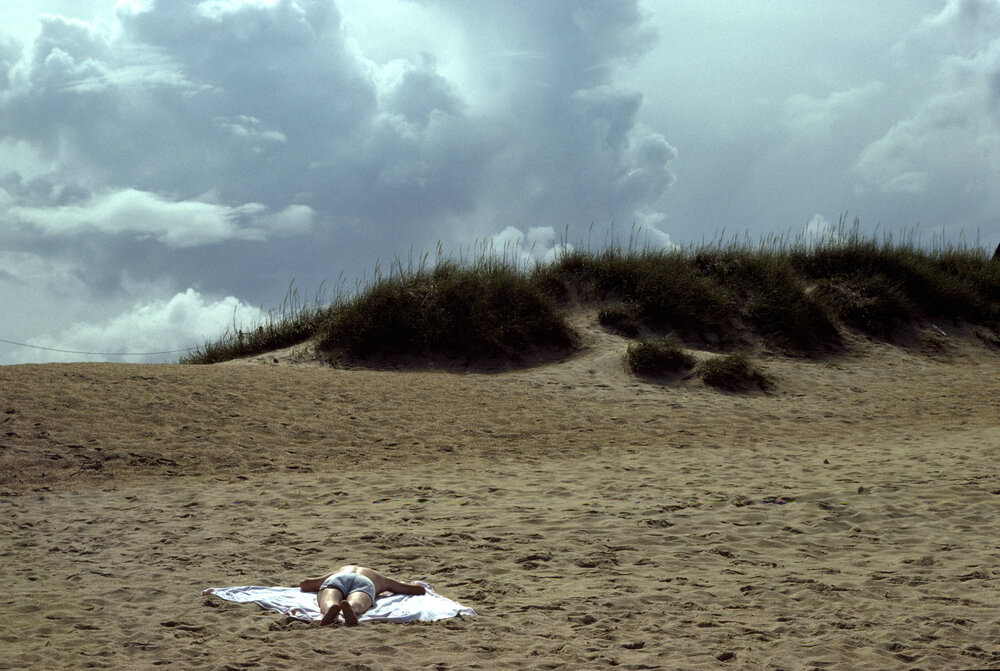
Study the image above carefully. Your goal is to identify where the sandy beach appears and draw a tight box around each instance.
[2,313,999,670]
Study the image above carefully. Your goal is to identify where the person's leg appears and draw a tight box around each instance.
[318,588,345,625]
[339,591,373,626]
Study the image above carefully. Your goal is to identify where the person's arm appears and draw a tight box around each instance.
[299,574,333,592]
[380,576,426,595]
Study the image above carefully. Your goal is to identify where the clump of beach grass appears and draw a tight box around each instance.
[598,305,641,338]
[624,336,696,378]
[536,247,735,347]
[692,248,841,354]
[789,221,999,333]
[317,256,576,364]
[698,353,774,392]
[180,281,337,365]
[812,274,914,340]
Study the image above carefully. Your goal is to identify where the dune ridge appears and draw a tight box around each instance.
[2,313,999,670]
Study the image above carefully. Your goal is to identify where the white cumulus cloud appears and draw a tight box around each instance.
[8,189,314,247]
[3,288,267,363]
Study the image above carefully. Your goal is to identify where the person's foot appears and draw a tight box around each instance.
[320,604,341,626]
[339,600,358,626]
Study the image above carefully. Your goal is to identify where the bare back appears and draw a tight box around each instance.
[300,565,425,596]
[335,565,424,596]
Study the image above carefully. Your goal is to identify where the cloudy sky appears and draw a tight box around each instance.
[2,0,998,363]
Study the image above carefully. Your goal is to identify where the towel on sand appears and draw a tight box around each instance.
[203,582,476,623]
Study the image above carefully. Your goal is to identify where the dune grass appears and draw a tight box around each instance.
[179,282,338,365]
[182,223,1000,370]
[698,353,775,392]
[598,306,642,338]
[316,258,576,363]
[625,336,696,378]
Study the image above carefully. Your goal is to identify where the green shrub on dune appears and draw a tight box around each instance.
[183,223,1000,366]
[813,274,914,340]
[598,305,642,338]
[539,248,734,347]
[625,336,696,378]
[698,353,774,392]
[693,250,841,354]
[317,261,575,363]
[791,236,999,327]
[629,253,734,347]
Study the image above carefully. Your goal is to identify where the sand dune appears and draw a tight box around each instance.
[2,313,999,670]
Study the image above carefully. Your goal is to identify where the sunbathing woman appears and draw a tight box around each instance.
[299,565,426,625]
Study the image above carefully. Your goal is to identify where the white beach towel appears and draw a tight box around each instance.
[202,582,476,623]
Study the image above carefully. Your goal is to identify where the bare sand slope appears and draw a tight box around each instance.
[2,314,999,670]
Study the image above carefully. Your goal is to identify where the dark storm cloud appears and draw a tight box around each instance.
[3,0,672,243]
[414,0,675,238]
[1,0,674,362]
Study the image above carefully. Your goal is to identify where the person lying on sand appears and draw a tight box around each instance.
[299,565,426,625]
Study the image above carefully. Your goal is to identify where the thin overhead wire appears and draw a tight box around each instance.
[0,337,198,357]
